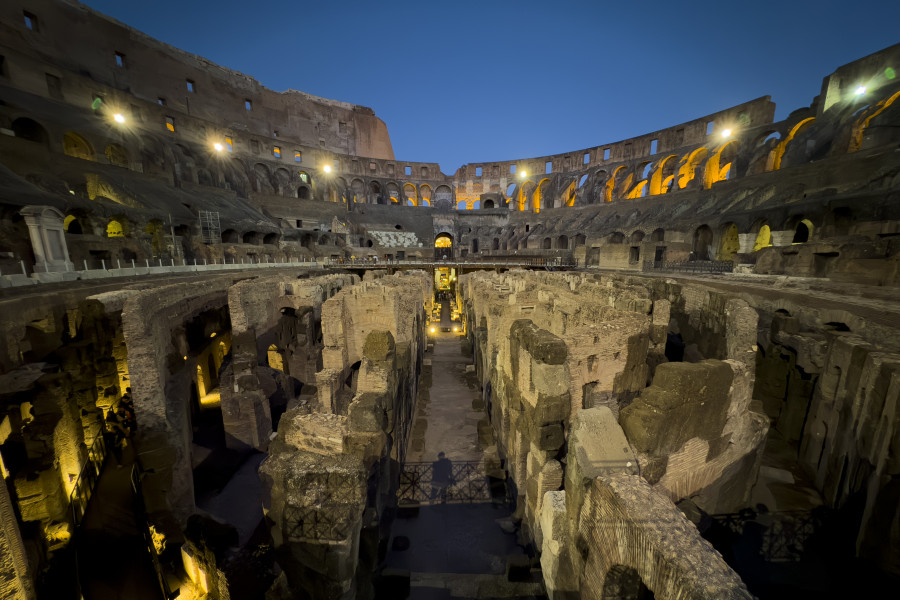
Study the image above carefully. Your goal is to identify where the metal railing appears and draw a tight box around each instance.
[328,257,577,269]
[69,428,107,527]
[711,508,826,562]
[397,461,493,505]
[643,260,734,274]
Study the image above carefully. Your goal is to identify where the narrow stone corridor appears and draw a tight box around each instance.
[383,322,546,600]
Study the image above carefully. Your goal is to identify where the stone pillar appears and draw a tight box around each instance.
[737,233,756,254]
[19,206,73,273]
[770,230,795,247]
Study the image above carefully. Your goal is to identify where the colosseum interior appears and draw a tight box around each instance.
[1,1,899,599]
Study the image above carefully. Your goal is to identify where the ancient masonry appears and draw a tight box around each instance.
[0,1,899,599]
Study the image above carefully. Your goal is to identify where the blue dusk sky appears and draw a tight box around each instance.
[80,0,898,175]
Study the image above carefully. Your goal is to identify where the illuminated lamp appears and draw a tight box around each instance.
[323,165,332,173]
[113,113,126,124]
[213,143,224,152]
[855,85,867,96]
[721,129,732,138]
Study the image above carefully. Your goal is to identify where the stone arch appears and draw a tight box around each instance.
[243,231,262,245]
[629,230,645,245]
[650,228,665,242]
[534,178,551,212]
[105,144,130,168]
[717,222,740,261]
[106,216,128,238]
[792,218,814,244]
[605,166,626,202]
[574,233,586,246]
[404,183,417,206]
[704,140,740,188]
[419,183,433,206]
[649,155,678,195]
[556,235,569,249]
[601,565,655,599]
[434,185,452,208]
[386,181,400,204]
[63,131,94,160]
[298,185,312,200]
[693,224,713,260]
[518,181,536,212]
[771,118,815,170]
[253,163,274,194]
[609,232,625,244]
[11,117,49,146]
[274,168,291,196]
[350,178,366,203]
[492,237,500,250]
[542,237,552,249]
[483,199,495,209]
[851,89,900,152]
[678,147,707,189]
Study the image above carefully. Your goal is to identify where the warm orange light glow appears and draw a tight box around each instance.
[213,143,224,152]
[721,129,732,138]
[113,113,126,124]
[323,164,332,173]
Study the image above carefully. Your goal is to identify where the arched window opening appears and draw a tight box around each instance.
[298,186,311,200]
[630,231,645,245]
[793,219,813,244]
[105,144,129,168]
[12,118,49,145]
[483,199,495,209]
[63,131,94,160]
[542,237,552,249]
[650,228,665,242]
[64,215,83,234]
[222,229,239,244]
[609,232,625,244]
[556,235,569,249]
[574,234,586,246]
[106,218,126,238]
[492,237,500,250]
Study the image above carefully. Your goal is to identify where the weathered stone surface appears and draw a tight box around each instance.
[620,360,734,456]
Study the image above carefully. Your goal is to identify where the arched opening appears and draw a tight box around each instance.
[506,183,517,199]
[851,90,900,151]
[630,231,645,245]
[221,229,239,244]
[11,118,49,145]
[574,234,586,246]
[678,147,708,189]
[718,223,739,261]
[483,199,495,209]
[772,118,815,170]
[457,201,467,210]
[404,183,417,206]
[608,232,625,244]
[63,131,94,160]
[263,233,279,245]
[556,235,569,249]
[420,184,432,207]
[435,233,452,260]
[298,186,311,200]
[602,565,655,600]
[267,344,284,371]
[64,215,83,234]
[242,231,261,245]
[105,144,129,168]
[704,140,740,188]
[534,178,550,213]
[793,219,813,244]
[578,174,589,188]
[649,155,678,195]
[650,228,665,242]
[434,185,453,207]
[542,237,552,249]
[492,237,500,250]
[106,218,126,238]
[693,225,713,260]
[605,166,626,202]
[753,224,772,251]
[472,238,479,253]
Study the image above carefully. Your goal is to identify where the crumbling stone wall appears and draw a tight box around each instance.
[260,272,429,598]
[222,273,358,450]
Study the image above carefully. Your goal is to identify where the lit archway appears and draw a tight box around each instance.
[678,148,707,189]
[63,131,94,160]
[771,118,815,170]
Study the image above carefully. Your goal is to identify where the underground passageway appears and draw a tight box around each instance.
[383,301,546,600]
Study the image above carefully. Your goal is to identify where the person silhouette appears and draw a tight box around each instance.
[431,452,453,503]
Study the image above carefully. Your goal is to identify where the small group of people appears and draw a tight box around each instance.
[103,389,136,468]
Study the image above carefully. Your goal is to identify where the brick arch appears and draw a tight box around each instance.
[578,475,751,600]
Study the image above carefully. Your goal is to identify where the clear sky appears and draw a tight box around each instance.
[80,0,898,175]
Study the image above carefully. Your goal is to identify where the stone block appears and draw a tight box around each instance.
[620,360,734,456]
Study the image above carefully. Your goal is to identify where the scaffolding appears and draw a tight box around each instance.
[199,211,221,244]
